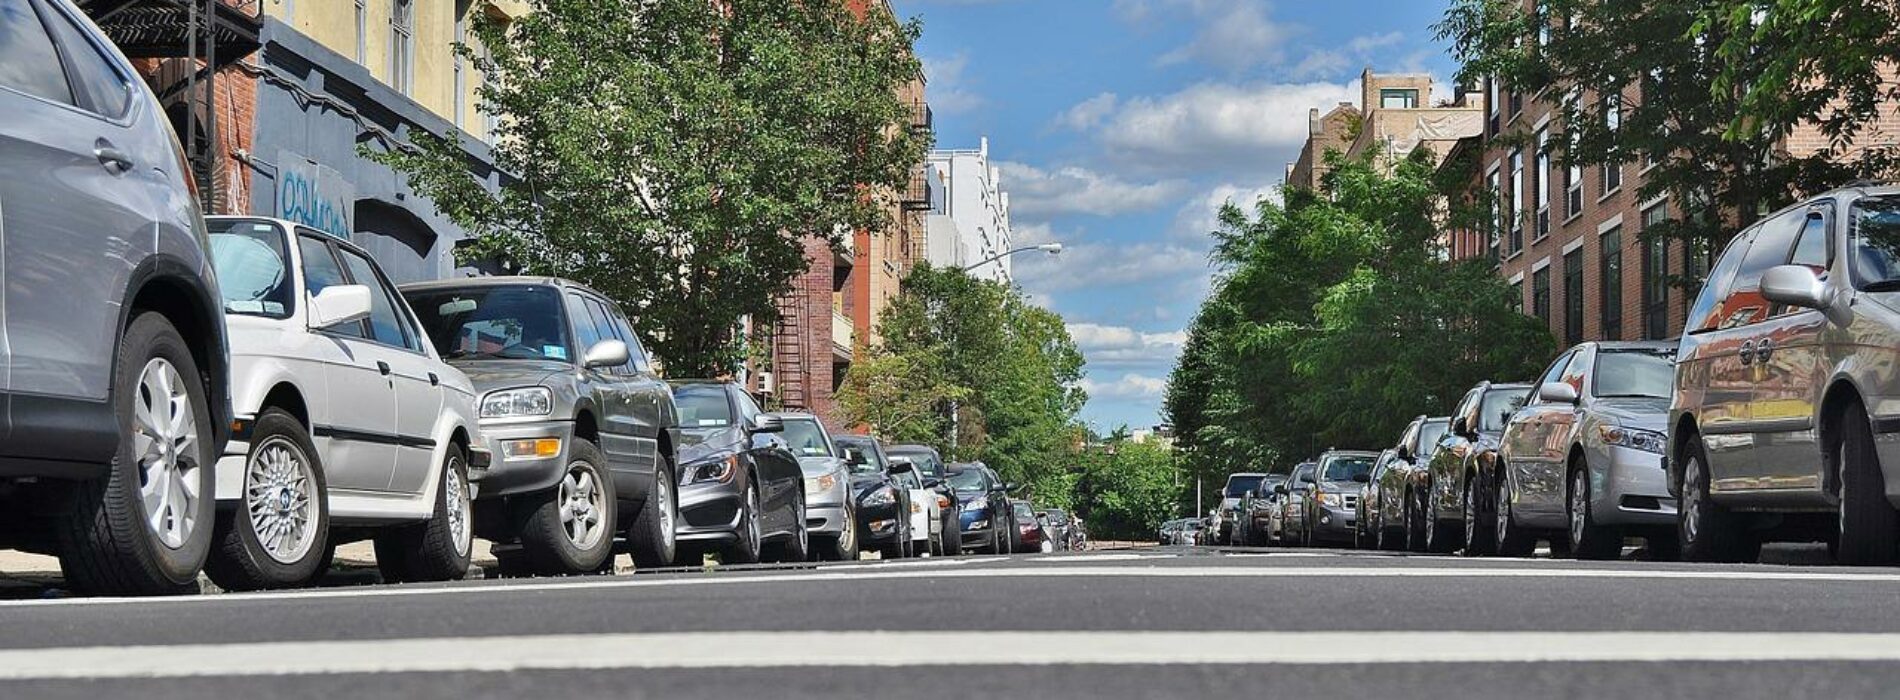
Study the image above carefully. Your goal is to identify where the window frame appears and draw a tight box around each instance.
[331,238,429,354]
[1563,247,1584,345]
[389,0,416,95]
[36,0,133,120]
[1600,226,1624,340]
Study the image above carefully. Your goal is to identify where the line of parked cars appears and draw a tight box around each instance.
[1201,183,1900,566]
[0,5,1086,596]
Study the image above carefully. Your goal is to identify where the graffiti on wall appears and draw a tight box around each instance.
[277,151,354,238]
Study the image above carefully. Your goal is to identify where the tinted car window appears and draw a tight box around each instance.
[1790,211,1830,270]
[1291,464,1316,484]
[781,418,831,457]
[0,0,74,105]
[1416,421,1448,460]
[888,448,945,478]
[1851,196,1900,287]
[39,2,128,116]
[208,219,293,319]
[1321,455,1374,482]
[1479,388,1530,432]
[337,248,415,350]
[406,285,571,361]
[565,293,605,362]
[297,236,365,339]
[1223,475,1264,497]
[1722,209,1805,328]
[1686,227,1755,333]
[673,385,734,429]
[837,438,881,475]
[604,306,651,374]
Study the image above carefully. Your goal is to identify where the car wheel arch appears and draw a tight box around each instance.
[1818,379,1867,499]
[1669,414,1701,497]
[259,382,311,431]
[572,408,600,444]
[124,263,228,433]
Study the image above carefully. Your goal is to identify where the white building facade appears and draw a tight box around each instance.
[925,137,1014,283]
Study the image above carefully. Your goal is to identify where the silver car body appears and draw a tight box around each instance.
[771,413,851,540]
[1374,416,1449,538]
[1503,341,1677,530]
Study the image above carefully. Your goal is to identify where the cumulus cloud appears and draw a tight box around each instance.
[1066,80,1357,172]
[1080,373,1171,401]
[1055,93,1120,131]
[1290,31,1407,80]
[922,53,985,115]
[1115,0,1295,73]
[1168,181,1282,241]
[1013,240,1208,293]
[998,161,1189,218]
[1069,323,1187,369]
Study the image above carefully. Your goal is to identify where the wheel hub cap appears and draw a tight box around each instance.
[448,459,471,557]
[560,463,605,550]
[245,436,316,564]
[133,358,201,550]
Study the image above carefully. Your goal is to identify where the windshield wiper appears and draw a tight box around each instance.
[1862,279,1900,293]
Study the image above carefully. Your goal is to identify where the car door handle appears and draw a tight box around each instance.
[376,361,392,376]
[95,144,134,174]
[1756,338,1775,363]
[427,372,439,386]
[1739,341,1756,366]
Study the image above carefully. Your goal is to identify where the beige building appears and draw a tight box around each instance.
[1286,69,1482,190]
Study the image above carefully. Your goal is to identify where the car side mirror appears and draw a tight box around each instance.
[308,285,372,330]
[923,477,944,489]
[1761,264,1829,310]
[583,339,630,368]
[1352,472,1371,483]
[1539,381,1580,405]
[749,414,784,433]
[1451,415,1472,438]
[1273,484,1289,495]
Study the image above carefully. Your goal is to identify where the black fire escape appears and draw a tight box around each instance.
[79,0,261,213]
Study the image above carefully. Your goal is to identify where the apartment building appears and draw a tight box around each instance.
[1286,69,1482,190]
[925,137,1015,284]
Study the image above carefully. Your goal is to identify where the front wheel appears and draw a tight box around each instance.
[1495,469,1536,558]
[205,409,330,590]
[1461,472,1495,557]
[762,488,809,563]
[1678,438,1757,563]
[1568,465,1621,560]
[1837,402,1899,565]
[374,446,474,583]
[58,313,215,596]
[512,440,616,576]
[723,481,764,565]
[816,500,857,562]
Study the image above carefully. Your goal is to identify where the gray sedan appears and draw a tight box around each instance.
[1499,341,1678,559]
[771,413,856,561]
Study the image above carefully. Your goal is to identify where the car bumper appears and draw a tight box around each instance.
[676,475,745,542]
[1592,445,1677,526]
[806,503,848,537]
[959,511,994,545]
[856,497,904,544]
[1312,505,1356,542]
[471,420,575,499]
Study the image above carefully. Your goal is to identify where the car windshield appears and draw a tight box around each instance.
[208,219,294,319]
[1013,503,1034,518]
[403,285,572,362]
[948,468,989,494]
[1223,475,1264,497]
[1322,456,1374,482]
[1417,421,1449,460]
[1853,196,1900,286]
[780,418,830,457]
[887,448,945,478]
[1480,388,1530,432]
[672,385,734,430]
[1592,350,1676,399]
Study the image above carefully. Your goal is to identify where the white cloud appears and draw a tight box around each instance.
[1080,373,1171,401]
[1116,0,1295,73]
[1069,323,1187,369]
[1014,240,1207,293]
[999,161,1189,218]
[1168,181,1281,241]
[1072,80,1358,172]
[1289,31,1407,80]
[922,53,985,115]
[1055,93,1120,131]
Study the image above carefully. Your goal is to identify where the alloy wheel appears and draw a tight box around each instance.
[132,358,203,549]
[244,436,318,565]
[744,484,761,553]
[657,474,677,553]
[1496,474,1511,541]
[1570,469,1589,550]
[447,455,472,558]
[1682,457,1704,547]
[560,462,607,551]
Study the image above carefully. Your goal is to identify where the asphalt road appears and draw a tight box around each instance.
[6,546,1900,699]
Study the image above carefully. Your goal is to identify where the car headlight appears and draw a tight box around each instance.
[804,473,838,494]
[1319,493,1342,508]
[862,487,897,507]
[1599,425,1666,454]
[686,455,738,484]
[481,387,552,418]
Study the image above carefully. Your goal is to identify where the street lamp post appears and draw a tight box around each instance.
[961,242,1063,274]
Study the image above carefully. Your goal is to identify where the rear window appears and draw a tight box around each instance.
[1321,456,1374,482]
[1223,475,1264,497]
[781,418,830,457]
[672,385,734,429]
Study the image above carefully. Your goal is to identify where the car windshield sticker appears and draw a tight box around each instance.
[545,345,567,360]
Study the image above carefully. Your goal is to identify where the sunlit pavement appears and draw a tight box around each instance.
[5,545,1900,699]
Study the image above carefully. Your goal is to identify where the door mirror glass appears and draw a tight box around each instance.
[1539,381,1580,404]
[308,284,372,329]
[1760,264,1829,310]
[750,413,784,433]
[583,339,630,368]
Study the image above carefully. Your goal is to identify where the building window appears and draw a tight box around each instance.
[1600,93,1623,196]
[1601,163,1622,197]
[1510,149,1524,254]
[354,0,367,64]
[1563,248,1584,346]
[1380,88,1418,109]
[1533,266,1552,326]
[1565,134,1584,219]
[390,0,415,96]
[1510,281,1523,314]
[1535,129,1550,239]
[1487,76,1500,134]
[1642,204,1671,339]
[1487,169,1502,259]
[1601,226,1623,340]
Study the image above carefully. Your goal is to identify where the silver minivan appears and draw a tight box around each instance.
[1670,183,1900,564]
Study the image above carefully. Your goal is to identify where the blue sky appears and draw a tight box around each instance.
[893,0,1464,433]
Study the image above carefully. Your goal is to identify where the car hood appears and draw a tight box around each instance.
[796,456,846,478]
[445,358,571,392]
[1317,480,1359,494]
[849,472,892,494]
[678,427,745,465]
[1591,397,1670,431]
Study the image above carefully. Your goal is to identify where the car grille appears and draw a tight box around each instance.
[1343,494,1359,510]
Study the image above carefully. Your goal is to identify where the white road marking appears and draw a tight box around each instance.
[1029,553,1174,562]
[7,631,1900,679]
[11,564,1900,609]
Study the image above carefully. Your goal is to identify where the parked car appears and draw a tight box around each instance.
[948,463,1011,553]
[1302,450,1376,547]
[200,217,485,589]
[1215,472,1267,545]
[886,452,935,556]
[1501,341,1678,560]
[402,277,680,574]
[1668,186,1900,564]
[1356,449,1400,549]
[1384,416,1450,552]
[667,381,806,564]
[1038,508,1077,551]
[886,444,959,556]
[1008,499,1043,552]
[1236,474,1287,546]
[835,435,914,559]
[1157,518,1183,545]
[1275,462,1320,545]
[0,0,234,595]
[772,414,856,561]
[1425,381,1533,555]
[1170,518,1206,546]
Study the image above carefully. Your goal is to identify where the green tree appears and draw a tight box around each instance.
[834,346,966,445]
[370,0,929,376]
[1073,437,1181,541]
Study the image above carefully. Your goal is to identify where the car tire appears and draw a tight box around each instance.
[1495,468,1536,558]
[1425,487,1456,554]
[57,312,215,597]
[763,488,809,563]
[628,456,678,570]
[374,445,475,583]
[1678,436,1758,563]
[1568,462,1621,561]
[1405,490,1426,553]
[816,500,857,562]
[205,409,331,591]
[1836,402,1899,565]
[1462,471,1496,557]
[724,480,764,565]
[512,439,616,576]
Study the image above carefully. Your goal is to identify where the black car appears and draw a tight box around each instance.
[669,381,808,564]
[949,463,1013,554]
[834,435,917,559]
[886,444,961,556]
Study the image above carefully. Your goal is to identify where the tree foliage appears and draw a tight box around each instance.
[1072,436,1180,541]
[1167,153,1554,482]
[370,0,929,376]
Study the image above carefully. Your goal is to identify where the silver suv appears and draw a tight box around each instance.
[1670,184,1900,564]
[402,278,681,574]
[0,0,231,595]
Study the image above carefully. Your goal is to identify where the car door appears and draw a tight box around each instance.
[1718,212,1809,493]
[1433,388,1483,515]
[333,243,442,495]
[1680,225,1762,492]
[566,292,641,488]
[1509,349,1579,521]
[297,235,399,492]
[0,0,148,414]
[1745,204,1836,494]
[734,386,798,533]
[604,300,672,482]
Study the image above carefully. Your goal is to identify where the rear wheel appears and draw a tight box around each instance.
[816,500,857,562]
[762,488,809,563]
[205,410,330,590]
[1678,437,1758,563]
[1495,468,1536,558]
[1462,471,1495,557]
[1836,402,1899,565]
[513,440,616,576]
[374,446,474,583]
[58,313,214,596]
[1568,464,1621,560]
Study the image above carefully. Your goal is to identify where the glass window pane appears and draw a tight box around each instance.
[39,2,128,116]
[0,0,73,104]
[1852,196,1900,286]
[1790,213,1829,270]
[403,285,569,361]
[565,293,604,360]
[208,219,293,319]
[297,237,365,339]
[1686,228,1757,333]
[337,248,412,348]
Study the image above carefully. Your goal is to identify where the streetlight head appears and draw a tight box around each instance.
[1038,243,1064,254]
